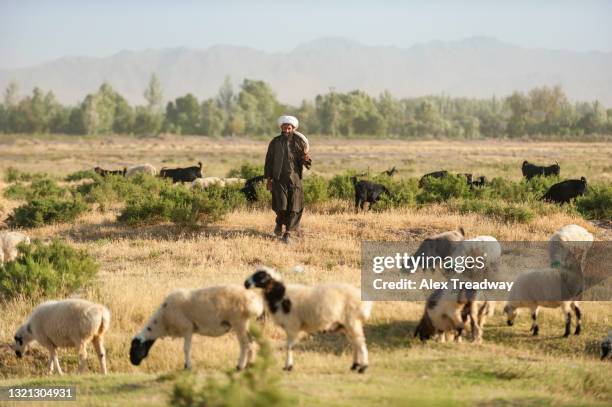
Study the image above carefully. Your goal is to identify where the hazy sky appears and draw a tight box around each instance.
[1,0,611,69]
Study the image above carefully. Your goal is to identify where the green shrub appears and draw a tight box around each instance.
[416,174,472,204]
[372,178,418,211]
[0,240,99,300]
[451,199,535,223]
[3,167,47,183]
[3,178,69,201]
[303,175,329,205]
[328,172,358,201]
[576,184,612,220]
[169,326,291,407]
[227,163,264,180]
[65,169,95,182]
[220,183,248,211]
[8,197,89,228]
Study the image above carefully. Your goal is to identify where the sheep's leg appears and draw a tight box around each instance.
[563,309,572,338]
[51,349,63,376]
[183,332,193,369]
[92,335,107,375]
[471,303,484,344]
[572,303,582,335]
[346,320,368,373]
[77,342,88,374]
[283,333,298,371]
[234,321,250,371]
[530,307,539,336]
[46,347,56,374]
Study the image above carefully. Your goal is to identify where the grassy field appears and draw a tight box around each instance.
[0,135,610,407]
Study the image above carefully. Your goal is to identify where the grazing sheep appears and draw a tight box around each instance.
[240,175,266,202]
[12,299,110,375]
[601,330,612,360]
[126,163,157,177]
[94,166,126,177]
[522,160,560,180]
[541,177,587,205]
[451,235,502,275]
[244,267,372,373]
[410,228,466,271]
[130,285,264,371]
[192,177,226,189]
[160,162,203,183]
[414,289,467,342]
[381,166,398,177]
[503,269,583,337]
[351,176,390,212]
[223,177,246,186]
[0,230,30,264]
[549,224,594,271]
[418,170,449,187]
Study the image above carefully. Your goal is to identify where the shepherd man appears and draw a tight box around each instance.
[264,115,312,243]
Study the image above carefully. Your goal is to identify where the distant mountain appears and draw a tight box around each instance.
[1,36,611,105]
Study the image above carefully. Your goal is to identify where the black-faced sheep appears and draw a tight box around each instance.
[0,230,30,264]
[352,176,390,212]
[240,175,266,202]
[414,289,467,342]
[601,330,612,360]
[94,166,126,177]
[12,299,110,375]
[126,163,157,177]
[521,160,560,180]
[130,285,263,371]
[159,162,203,183]
[541,177,587,205]
[244,267,372,373]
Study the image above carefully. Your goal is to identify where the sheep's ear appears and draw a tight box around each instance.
[27,324,32,334]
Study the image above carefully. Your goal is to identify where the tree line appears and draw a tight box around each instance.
[1,74,611,137]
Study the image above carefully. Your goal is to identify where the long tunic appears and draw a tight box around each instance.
[264,132,310,212]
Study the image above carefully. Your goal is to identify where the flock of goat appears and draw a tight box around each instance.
[2,221,610,377]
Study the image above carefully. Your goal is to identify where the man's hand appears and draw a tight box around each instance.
[266,179,273,191]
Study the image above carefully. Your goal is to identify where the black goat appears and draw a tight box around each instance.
[522,160,560,181]
[418,170,449,187]
[470,176,487,188]
[541,177,587,205]
[159,162,203,183]
[352,176,390,212]
[381,166,398,177]
[240,175,266,202]
[94,166,126,177]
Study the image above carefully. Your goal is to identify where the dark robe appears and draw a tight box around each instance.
[264,132,311,230]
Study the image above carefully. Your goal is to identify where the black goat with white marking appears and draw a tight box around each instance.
[159,162,203,183]
[541,177,587,205]
[522,160,560,181]
[352,176,390,212]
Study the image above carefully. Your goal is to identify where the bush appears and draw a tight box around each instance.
[169,326,291,407]
[3,178,70,201]
[328,172,357,201]
[3,167,47,183]
[8,197,89,228]
[451,199,535,223]
[0,240,99,300]
[65,169,95,182]
[303,175,329,205]
[576,184,612,220]
[227,163,264,180]
[416,174,472,204]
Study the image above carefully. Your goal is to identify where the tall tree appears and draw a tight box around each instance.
[3,80,20,107]
[216,75,235,113]
[144,73,163,112]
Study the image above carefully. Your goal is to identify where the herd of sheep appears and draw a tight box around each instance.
[2,221,609,377]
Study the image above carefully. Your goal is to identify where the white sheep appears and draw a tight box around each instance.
[126,163,157,177]
[503,268,582,337]
[549,224,594,271]
[130,285,264,370]
[191,177,226,189]
[0,231,31,264]
[414,289,467,343]
[223,177,246,186]
[12,299,110,375]
[410,227,466,271]
[244,266,372,373]
[601,330,611,361]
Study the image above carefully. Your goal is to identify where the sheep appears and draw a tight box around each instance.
[192,177,226,189]
[11,299,110,375]
[94,166,126,177]
[351,176,390,212]
[0,230,30,264]
[160,162,203,183]
[503,268,583,337]
[418,170,448,187]
[410,228,466,271]
[244,266,372,373]
[601,330,612,360]
[522,160,560,180]
[414,289,467,342]
[549,224,594,272]
[541,177,587,205]
[240,175,266,202]
[130,285,264,371]
[381,166,398,177]
[223,177,246,186]
[126,163,157,177]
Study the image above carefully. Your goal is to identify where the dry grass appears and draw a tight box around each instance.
[0,136,610,406]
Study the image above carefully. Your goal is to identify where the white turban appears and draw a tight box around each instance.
[277,115,299,129]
